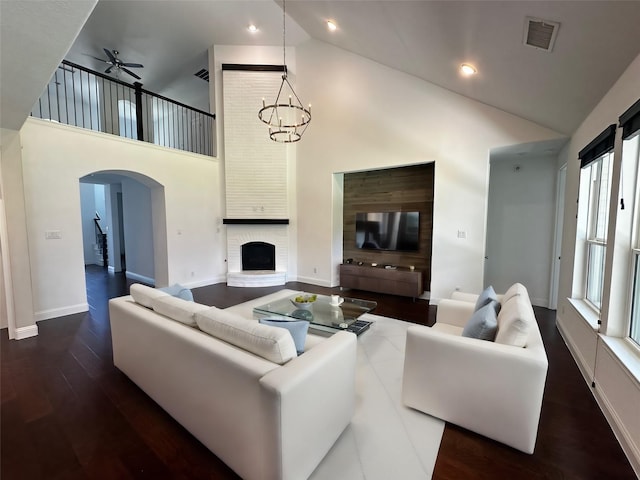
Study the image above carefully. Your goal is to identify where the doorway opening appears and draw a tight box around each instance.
[79,170,167,299]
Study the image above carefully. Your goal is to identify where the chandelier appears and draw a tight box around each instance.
[258,0,311,143]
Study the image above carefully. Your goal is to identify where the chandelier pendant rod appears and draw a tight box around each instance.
[257,0,311,142]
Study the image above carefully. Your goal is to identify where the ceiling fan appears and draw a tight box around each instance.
[88,48,144,80]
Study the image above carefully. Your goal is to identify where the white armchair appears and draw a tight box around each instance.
[401,284,548,454]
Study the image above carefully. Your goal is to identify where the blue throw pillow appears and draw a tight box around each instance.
[475,285,498,312]
[259,318,309,355]
[159,284,193,302]
[462,303,498,341]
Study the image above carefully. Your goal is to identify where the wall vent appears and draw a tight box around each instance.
[523,16,560,52]
[194,68,209,82]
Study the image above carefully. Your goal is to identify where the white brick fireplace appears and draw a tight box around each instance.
[222,65,295,287]
[226,224,288,287]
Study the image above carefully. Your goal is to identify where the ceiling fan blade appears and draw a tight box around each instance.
[121,67,141,80]
[103,48,117,63]
[82,53,110,63]
[105,66,113,74]
[121,62,143,68]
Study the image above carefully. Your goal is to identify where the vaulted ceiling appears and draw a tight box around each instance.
[2,1,640,138]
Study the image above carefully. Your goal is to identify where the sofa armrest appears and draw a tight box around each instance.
[259,331,357,480]
[436,298,476,328]
[402,325,548,453]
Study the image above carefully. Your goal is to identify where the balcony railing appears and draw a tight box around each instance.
[31,60,216,157]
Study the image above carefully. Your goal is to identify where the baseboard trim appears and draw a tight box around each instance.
[35,303,89,322]
[15,324,39,340]
[556,317,594,383]
[530,296,549,308]
[182,276,226,289]
[296,275,332,288]
[125,271,155,286]
[593,375,640,477]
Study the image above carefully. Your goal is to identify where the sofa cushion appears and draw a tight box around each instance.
[130,283,170,308]
[432,322,464,336]
[151,295,209,327]
[196,307,297,365]
[462,302,498,341]
[474,286,498,312]
[159,283,194,301]
[259,318,309,355]
[502,283,527,304]
[495,296,531,347]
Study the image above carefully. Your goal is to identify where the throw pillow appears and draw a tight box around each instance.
[159,283,194,301]
[259,318,309,355]
[474,285,498,311]
[462,302,498,341]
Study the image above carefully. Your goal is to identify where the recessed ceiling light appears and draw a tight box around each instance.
[460,63,477,76]
[248,24,259,33]
[326,20,337,32]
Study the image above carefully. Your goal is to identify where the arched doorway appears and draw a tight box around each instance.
[79,170,168,291]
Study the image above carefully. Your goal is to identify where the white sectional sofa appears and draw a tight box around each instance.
[109,284,357,480]
[402,283,548,454]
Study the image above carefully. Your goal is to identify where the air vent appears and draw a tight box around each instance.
[523,16,560,52]
[194,68,209,82]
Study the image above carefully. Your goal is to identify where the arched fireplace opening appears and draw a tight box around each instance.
[242,241,276,271]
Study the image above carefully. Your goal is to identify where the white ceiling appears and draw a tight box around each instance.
[2,1,640,139]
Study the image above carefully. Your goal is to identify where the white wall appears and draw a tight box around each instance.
[296,39,564,301]
[17,118,226,322]
[485,155,557,306]
[556,53,640,475]
[105,183,123,272]
[0,129,36,336]
[121,178,155,283]
[80,183,96,264]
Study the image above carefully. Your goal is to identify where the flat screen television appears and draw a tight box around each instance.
[355,211,420,251]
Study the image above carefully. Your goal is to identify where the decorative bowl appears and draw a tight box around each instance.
[291,294,317,309]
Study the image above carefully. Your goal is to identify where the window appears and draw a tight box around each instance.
[118,99,137,140]
[631,246,640,346]
[577,124,616,312]
[622,99,640,346]
[583,154,613,309]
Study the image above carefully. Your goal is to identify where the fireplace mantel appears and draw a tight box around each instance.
[223,219,289,225]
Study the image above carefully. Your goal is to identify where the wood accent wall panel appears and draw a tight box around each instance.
[342,164,434,291]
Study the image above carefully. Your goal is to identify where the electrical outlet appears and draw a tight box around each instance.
[457,230,466,239]
[313,267,317,274]
[45,230,61,240]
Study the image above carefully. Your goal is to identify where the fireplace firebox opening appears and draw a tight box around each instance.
[242,241,276,271]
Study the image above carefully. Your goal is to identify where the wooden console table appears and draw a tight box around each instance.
[339,264,423,298]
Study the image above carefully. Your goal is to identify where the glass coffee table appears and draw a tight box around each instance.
[253,293,377,335]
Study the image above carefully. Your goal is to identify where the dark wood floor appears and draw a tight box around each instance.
[1,266,636,479]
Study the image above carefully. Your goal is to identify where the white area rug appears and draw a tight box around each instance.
[226,290,445,480]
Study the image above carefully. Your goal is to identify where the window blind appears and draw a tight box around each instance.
[579,124,617,169]
[619,98,640,140]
